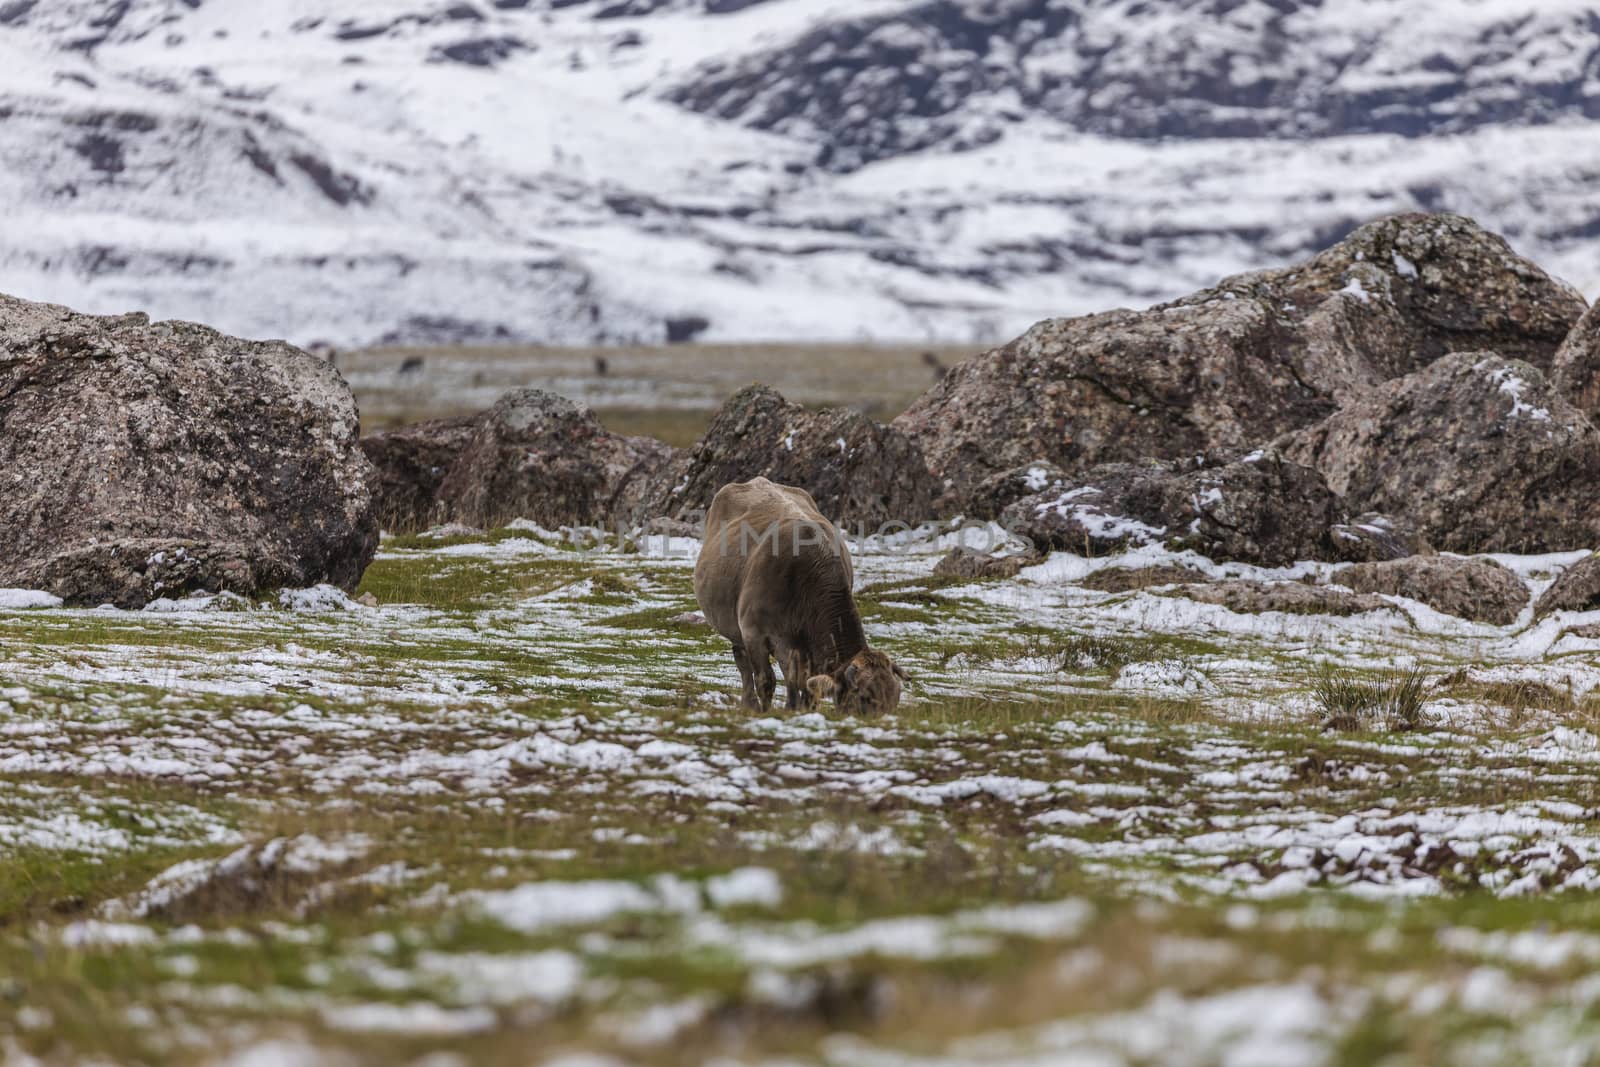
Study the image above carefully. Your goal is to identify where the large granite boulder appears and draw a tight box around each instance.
[1278,353,1600,554]
[363,389,679,533]
[1337,556,1528,625]
[0,293,378,607]
[895,214,1586,507]
[646,384,940,529]
[997,451,1345,567]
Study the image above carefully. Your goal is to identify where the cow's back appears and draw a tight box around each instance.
[694,478,848,642]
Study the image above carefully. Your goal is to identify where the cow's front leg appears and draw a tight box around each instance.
[782,646,814,710]
[751,644,777,712]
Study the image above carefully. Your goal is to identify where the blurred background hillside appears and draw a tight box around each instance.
[5,0,1600,431]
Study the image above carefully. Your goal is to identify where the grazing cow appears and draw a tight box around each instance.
[694,477,905,715]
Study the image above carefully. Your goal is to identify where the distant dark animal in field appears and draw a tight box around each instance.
[694,477,905,715]
[594,355,609,377]
[397,355,425,376]
[921,351,946,377]
[306,342,339,369]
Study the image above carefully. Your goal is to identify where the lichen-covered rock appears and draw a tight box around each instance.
[1534,554,1600,618]
[998,451,1344,566]
[1278,353,1600,554]
[896,214,1585,506]
[1079,565,1213,593]
[359,414,480,532]
[1338,556,1528,625]
[1552,302,1600,423]
[932,547,1040,581]
[1328,513,1433,563]
[1166,581,1400,618]
[0,292,377,608]
[647,384,940,528]
[964,462,1071,521]
[428,389,679,531]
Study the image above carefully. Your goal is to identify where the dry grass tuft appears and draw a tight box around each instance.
[1313,667,1430,733]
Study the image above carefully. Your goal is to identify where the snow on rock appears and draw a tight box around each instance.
[0,589,62,609]
[1113,660,1220,698]
[278,585,363,613]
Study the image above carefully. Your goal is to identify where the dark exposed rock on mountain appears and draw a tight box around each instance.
[997,451,1344,568]
[647,384,939,528]
[1328,514,1434,564]
[1165,581,1399,619]
[1534,554,1600,619]
[363,389,677,533]
[896,214,1586,505]
[1278,353,1600,555]
[1337,556,1528,625]
[668,1,1600,169]
[0,292,377,607]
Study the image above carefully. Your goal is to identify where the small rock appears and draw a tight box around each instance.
[932,547,1040,580]
[1338,555,1528,624]
[1080,565,1212,592]
[1165,580,1399,617]
[1328,513,1433,563]
[1534,554,1600,618]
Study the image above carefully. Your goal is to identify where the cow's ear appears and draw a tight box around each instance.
[892,664,908,682]
[807,675,837,701]
[843,663,860,689]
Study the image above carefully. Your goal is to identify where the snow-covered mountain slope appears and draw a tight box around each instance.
[1,0,1599,347]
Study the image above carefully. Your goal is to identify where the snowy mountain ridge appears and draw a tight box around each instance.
[1,0,1598,348]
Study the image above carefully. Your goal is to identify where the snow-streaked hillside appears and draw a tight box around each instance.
[1,0,1598,347]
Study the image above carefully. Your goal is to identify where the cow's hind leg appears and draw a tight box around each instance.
[732,642,759,710]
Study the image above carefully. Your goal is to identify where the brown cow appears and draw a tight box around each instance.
[693,477,905,715]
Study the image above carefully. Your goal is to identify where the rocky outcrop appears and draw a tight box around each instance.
[997,451,1344,567]
[895,215,1585,506]
[647,384,940,528]
[1328,514,1433,564]
[0,293,377,607]
[1337,556,1528,625]
[1279,353,1600,554]
[359,414,479,532]
[363,389,678,533]
[1165,581,1400,618]
[1534,554,1600,618]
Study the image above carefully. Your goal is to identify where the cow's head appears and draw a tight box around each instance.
[807,649,906,715]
